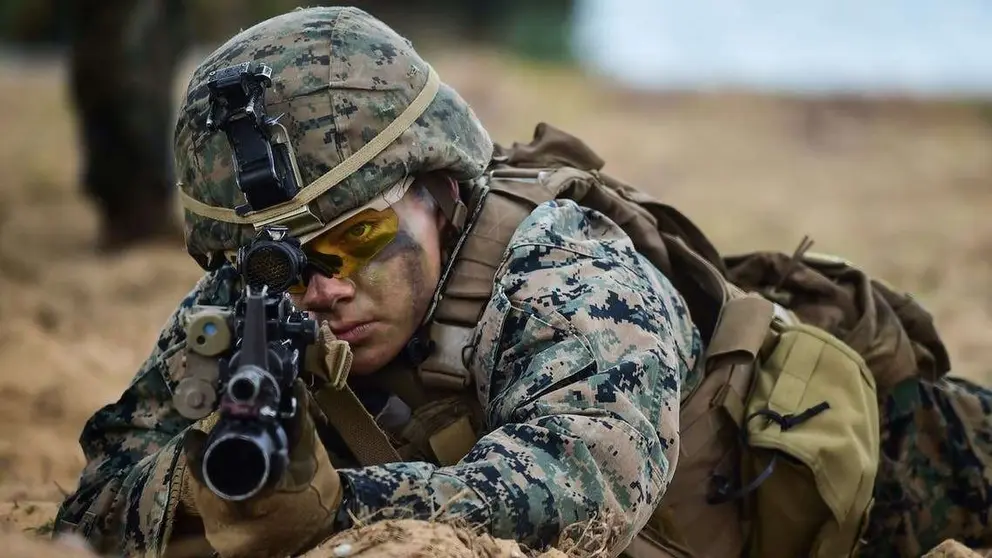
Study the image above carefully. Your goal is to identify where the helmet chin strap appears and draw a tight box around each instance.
[421,174,468,234]
[403,175,490,367]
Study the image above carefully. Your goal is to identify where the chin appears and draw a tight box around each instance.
[348,344,401,376]
[348,359,379,376]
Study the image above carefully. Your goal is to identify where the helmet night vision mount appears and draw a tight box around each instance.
[206,61,304,216]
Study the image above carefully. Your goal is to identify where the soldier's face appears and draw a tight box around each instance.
[294,180,448,375]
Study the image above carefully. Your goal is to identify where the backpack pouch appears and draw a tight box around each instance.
[742,322,879,558]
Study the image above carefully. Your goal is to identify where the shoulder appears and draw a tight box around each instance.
[497,199,684,312]
[504,198,637,262]
[75,265,243,457]
[129,265,240,393]
[472,198,700,391]
[156,264,239,352]
[465,199,704,456]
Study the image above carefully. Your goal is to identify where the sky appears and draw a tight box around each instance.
[571,0,992,96]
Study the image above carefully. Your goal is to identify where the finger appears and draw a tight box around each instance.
[286,378,316,450]
[182,428,209,485]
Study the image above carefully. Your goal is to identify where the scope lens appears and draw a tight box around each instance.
[242,242,300,292]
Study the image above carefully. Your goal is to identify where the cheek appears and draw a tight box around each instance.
[423,230,443,276]
[366,219,443,286]
[358,257,406,290]
[407,217,443,276]
[355,236,423,295]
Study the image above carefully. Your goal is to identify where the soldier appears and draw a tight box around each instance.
[68,0,187,251]
[53,6,992,558]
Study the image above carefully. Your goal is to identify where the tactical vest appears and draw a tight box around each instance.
[330,124,887,558]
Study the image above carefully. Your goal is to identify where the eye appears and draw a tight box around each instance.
[345,222,373,239]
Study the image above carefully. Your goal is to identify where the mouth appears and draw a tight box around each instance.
[330,321,375,343]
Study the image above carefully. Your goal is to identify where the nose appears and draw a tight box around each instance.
[299,273,356,310]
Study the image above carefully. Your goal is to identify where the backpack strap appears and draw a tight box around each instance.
[356,364,484,466]
[416,171,558,392]
[644,291,777,558]
[703,293,778,424]
[311,384,403,465]
[305,324,403,466]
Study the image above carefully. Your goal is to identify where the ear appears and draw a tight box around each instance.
[435,206,446,228]
[446,174,459,198]
[437,175,459,226]
[423,173,455,227]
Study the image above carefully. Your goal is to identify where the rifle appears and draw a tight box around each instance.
[173,225,318,501]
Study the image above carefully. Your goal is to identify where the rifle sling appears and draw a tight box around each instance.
[311,383,403,466]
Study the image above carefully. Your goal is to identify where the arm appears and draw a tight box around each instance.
[336,200,702,553]
[54,267,240,556]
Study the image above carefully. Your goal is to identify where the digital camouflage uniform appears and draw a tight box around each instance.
[54,201,701,556]
[859,375,992,556]
[53,6,992,558]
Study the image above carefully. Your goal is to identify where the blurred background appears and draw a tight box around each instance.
[1,0,991,539]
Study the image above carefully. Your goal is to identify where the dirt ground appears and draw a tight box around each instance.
[0,47,990,554]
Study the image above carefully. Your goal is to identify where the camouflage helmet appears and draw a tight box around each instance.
[173,6,493,270]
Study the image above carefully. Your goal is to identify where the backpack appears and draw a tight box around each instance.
[443,122,951,558]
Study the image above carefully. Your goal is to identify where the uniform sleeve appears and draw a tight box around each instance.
[53,268,238,556]
[860,375,992,558]
[337,200,702,553]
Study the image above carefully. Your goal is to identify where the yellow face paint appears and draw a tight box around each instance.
[287,206,399,294]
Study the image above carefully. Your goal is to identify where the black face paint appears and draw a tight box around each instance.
[372,229,428,317]
[372,229,419,263]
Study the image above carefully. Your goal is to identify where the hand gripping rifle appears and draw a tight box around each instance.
[173,226,318,501]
